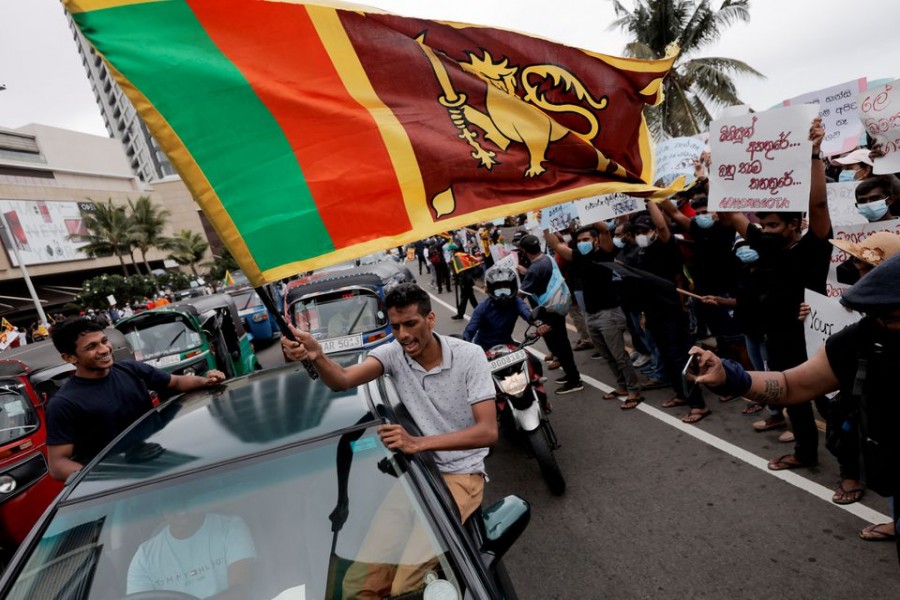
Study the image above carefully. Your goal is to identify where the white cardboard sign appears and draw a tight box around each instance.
[826,181,866,227]
[709,104,818,212]
[540,202,578,233]
[857,79,900,174]
[573,192,642,223]
[653,136,705,186]
[803,289,861,358]
[784,78,867,157]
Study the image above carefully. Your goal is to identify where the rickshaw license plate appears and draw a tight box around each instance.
[151,354,180,367]
[321,334,364,354]
[489,350,527,371]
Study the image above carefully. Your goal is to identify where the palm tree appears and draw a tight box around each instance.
[164,230,209,277]
[610,0,764,138]
[77,199,139,275]
[128,196,171,274]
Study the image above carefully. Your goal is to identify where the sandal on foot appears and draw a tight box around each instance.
[777,430,795,443]
[681,408,711,424]
[547,360,561,371]
[620,397,643,410]
[602,390,625,400]
[832,481,865,505]
[753,416,786,431]
[662,397,688,409]
[767,454,816,471]
[741,402,764,415]
[859,523,896,542]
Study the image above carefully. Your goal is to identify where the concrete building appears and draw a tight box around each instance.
[68,20,175,182]
[0,124,211,323]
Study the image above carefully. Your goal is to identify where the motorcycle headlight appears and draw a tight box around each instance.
[499,372,528,397]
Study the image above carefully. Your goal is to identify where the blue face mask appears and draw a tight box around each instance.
[838,169,856,183]
[577,241,594,255]
[735,246,759,264]
[612,237,626,249]
[694,214,714,229]
[857,199,889,222]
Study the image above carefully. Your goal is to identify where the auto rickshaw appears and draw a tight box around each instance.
[284,261,413,355]
[115,293,260,379]
[0,329,133,566]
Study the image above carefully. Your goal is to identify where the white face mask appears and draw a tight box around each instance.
[635,233,654,248]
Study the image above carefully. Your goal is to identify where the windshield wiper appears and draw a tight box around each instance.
[346,303,368,334]
[168,329,186,346]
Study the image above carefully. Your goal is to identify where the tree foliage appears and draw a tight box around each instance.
[164,230,210,276]
[76,199,139,275]
[610,0,764,138]
[128,196,171,275]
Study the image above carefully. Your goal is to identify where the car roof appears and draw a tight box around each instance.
[286,272,385,302]
[0,329,133,377]
[67,353,383,500]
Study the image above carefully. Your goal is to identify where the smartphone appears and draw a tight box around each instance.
[681,354,700,397]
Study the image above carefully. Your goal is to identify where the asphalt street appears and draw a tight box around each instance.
[257,271,900,598]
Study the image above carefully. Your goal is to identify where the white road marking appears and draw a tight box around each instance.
[431,289,889,525]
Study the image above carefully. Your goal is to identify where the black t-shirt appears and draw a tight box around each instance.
[687,220,738,294]
[825,318,900,496]
[572,248,619,313]
[46,361,171,464]
[520,254,554,306]
[635,236,683,284]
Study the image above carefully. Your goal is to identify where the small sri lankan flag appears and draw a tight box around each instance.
[66,0,681,286]
[452,252,482,275]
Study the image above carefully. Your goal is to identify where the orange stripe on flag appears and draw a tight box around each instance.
[188,0,410,248]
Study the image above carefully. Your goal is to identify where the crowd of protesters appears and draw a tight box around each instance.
[408,119,899,557]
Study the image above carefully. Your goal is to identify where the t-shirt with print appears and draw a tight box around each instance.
[369,333,495,475]
[46,361,171,464]
[127,513,256,598]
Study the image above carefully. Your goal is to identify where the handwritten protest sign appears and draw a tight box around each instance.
[857,79,900,174]
[804,289,861,358]
[825,219,900,297]
[573,192,642,224]
[785,79,867,157]
[541,202,578,232]
[653,137,705,186]
[709,104,818,212]
[826,181,866,226]
[489,244,512,262]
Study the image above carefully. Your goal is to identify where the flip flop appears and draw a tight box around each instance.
[753,416,787,431]
[741,402,764,415]
[859,523,896,542]
[602,390,625,400]
[767,454,816,471]
[832,481,865,505]
[681,408,711,424]
[620,396,644,410]
[661,397,688,409]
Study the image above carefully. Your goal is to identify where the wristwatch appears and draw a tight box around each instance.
[811,151,823,161]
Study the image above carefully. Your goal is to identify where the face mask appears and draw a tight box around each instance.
[635,233,653,248]
[735,246,759,264]
[577,241,594,255]
[838,169,856,183]
[759,231,787,250]
[694,214,714,229]
[857,199,889,222]
[612,237,626,249]
[605,220,617,231]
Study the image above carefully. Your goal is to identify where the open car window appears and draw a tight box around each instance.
[7,428,466,600]
[0,385,40,445]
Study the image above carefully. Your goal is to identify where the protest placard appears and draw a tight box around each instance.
[826,181,866,226]
[541,202,578,232]
[825,219,900,298]
[785,78,867,157]
[804,289,861,358]
[857,79,900,174]
[653,137,705,186]
[489,244,512,262]
[573,192,643,224]
[709,104,818,212]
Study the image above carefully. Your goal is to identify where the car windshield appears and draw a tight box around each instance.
[7,429,467,600]
[117,315,204,360]
[292,291,385,338]
[231,291,263,311]
[0,384,40,445]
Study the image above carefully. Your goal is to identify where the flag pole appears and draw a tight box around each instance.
[0,212,49,326]
[255,284,318,380]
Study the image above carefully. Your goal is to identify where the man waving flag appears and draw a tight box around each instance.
[66,0,680,285]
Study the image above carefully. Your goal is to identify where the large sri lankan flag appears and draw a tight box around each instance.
[66,0,680,285]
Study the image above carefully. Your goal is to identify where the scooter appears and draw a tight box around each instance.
[486,324,566,495]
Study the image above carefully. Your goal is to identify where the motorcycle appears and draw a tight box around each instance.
[486,324,566,495]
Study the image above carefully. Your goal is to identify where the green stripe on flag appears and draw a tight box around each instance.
[74,1,334,270]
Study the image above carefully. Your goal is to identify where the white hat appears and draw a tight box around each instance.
[833,148,874,167]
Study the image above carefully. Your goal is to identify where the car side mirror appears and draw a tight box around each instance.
[480,495,530,560]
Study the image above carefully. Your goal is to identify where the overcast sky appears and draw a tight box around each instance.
[2,0,898,137]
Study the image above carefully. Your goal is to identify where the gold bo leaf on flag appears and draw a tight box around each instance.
[65,0,681,285]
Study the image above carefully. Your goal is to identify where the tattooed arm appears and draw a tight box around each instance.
[691,345,839,405]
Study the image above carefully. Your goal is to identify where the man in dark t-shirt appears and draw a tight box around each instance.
[47,317,226,480]
[693,253,900,561]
